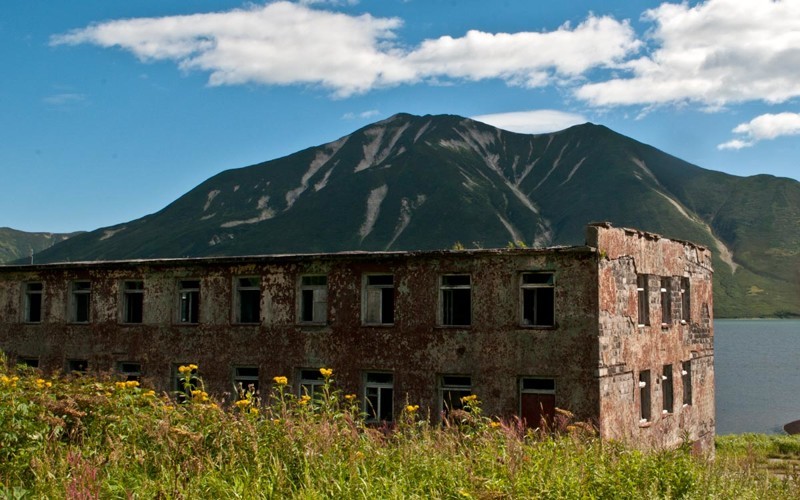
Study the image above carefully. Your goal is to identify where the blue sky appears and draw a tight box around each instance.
[2,0,799,233]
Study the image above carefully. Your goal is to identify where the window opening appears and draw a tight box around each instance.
[233,366,260,396]
[123,281,144,324]
[660,278,672,325]
[300,275,327,324]
[118,362,142,382]
[71,281,91,323]
[364,275,394,325]
[639,370,651,422]
[439,375,473,414]
[637,275,650,326]
[19,357,39,368]
[24,282,43,323]
[67,359,88,375]
[440,275,471,326]
[520,273,555,327]
[236,277,261,324]
[662,365,674,414]
[680,277,691,323]
[520,378,556,429]
[299,369,325,398]
[179,280,200,324]
[364,372,394,423]
[682,360,693,406]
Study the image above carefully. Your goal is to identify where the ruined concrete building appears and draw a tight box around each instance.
[0,223,714,450]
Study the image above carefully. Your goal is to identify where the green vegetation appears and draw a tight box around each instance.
[2,357,799,498]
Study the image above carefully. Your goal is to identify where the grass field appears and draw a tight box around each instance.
[1,356,799,498]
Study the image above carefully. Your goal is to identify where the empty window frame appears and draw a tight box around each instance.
[178,280,200,324]
[520,378,556,429]
[440,275,471,326]
[682,360,693,406]
[636,275,650,327]
[67,359,88,374]
[24,282,43,323]
[520,273,555,327]
[18,357,39,368]
[680,277,691,323]
[439,375,472,414]
[233,366,260,396]
[639,370,651,423]
[118,362,142,382]
[122,281,144,324]
[299,369,325,398]
[235,277,261,324]
[660,278,672,325]
[364,275,395,325]
[299,275,327,324]
[364,372,394,423]
[662,365,674,414]
[70,281,91,323]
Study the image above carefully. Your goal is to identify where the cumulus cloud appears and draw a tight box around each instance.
[577,0,800,107]
[42,93,86,106]
[471,110,587,134]
[51,1,639,97]
[342,109,380,120]
[718,112,800,150]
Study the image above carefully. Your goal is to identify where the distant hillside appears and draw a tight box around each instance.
[0,228,80,264]
[27,114,800,318]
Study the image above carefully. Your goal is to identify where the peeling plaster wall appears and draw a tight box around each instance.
[0,248,599,424]
[588,223,715,452]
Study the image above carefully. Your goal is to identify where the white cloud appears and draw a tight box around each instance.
[42,93,86,106]
[577,0,800,107]
[718,112,800,149]
[342,109,380,120]
[471,110,587,134]
[51,2,639,97]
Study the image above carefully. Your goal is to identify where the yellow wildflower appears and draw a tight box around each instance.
[355,451,365,460]
[405,404,420,413]
[235,399,251,409]
[344,393,356,402]
[489,422,501,429]
[249,407,259,415]
[115,381,126,389]
[125,380,139,388]
[460,394,478,404]
[319,367,333,378]
[143,390,156,397]
[273,376,288,386]
[299,394,312,405]
[272,418,281,424]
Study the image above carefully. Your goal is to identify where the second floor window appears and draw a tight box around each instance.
[123,281,144,324]
[178,280,200,324]
[520,273,555,327]
[637,275,650,326]
[71,281,91,323]
[364,275,394,325]
[24,282,43,323]
[236,277,261,324]
[300,275,327,324]
[440,275,471,326]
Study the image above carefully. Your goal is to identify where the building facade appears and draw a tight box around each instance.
[0,223,714,450]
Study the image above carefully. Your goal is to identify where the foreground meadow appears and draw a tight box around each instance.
[1,357,798,499]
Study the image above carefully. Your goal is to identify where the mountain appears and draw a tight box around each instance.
[0,228,80,264]
[23,113,800,318]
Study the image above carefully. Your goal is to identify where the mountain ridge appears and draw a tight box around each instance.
[16,113,800,317]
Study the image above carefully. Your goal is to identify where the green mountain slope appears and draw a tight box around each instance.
[0,228,80,264]
[23,114,800,317]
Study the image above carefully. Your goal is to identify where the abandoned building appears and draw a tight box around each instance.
[0,223,714,450]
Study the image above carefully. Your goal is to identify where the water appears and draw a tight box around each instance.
[715,319,800,434]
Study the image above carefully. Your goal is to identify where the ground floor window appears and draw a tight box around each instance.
[364,372,394,423]
[118,362,141,382]
[519,378,556,429]
[439,375,472,415]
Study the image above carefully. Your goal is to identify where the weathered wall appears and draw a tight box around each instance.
[588,223,715,451]
[0,248,599,423]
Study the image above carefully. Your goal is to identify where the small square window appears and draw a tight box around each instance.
[364,275,394,325]
[70,281,91,323]
[178,280,200,324]
[235,277,261,324]
[122,281,144,324]
[439,375,472,415]
[520,273,555,327]
[118,362,142,382]
[24,282,43,323]
[440,275,471,326]
[299,276,327,324]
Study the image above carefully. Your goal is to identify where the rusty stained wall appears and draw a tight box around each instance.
[589,224,715,451]
[0,248,600,423]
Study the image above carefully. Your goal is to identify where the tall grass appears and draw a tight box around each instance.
[1,356,798,498]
